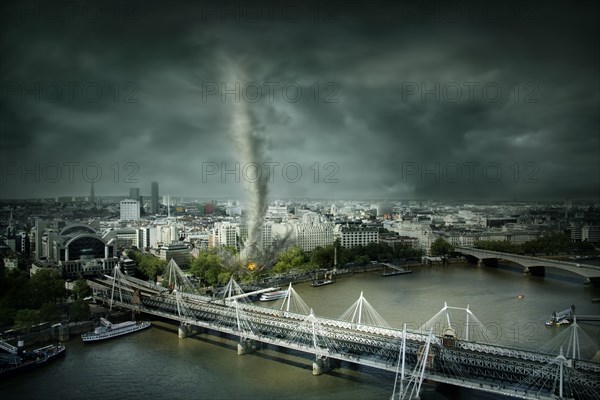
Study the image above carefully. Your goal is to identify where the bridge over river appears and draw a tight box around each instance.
[88,261,599,400]
[455,247,600,286]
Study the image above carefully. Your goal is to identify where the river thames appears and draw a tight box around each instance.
[2,262,599,400]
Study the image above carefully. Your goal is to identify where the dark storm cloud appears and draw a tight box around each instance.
[0,0,598,201]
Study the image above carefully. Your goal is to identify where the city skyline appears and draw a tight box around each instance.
[1,1,598,202]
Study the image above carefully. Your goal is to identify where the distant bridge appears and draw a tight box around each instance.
[455,247,600,286]
[85,261,599,400]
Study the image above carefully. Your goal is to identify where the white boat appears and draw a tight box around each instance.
[81,318,151,342]
[260,290,288,301]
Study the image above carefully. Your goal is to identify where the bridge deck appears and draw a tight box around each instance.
[87,277,600,400]
[455,247,600,279]
[576,315,600,322]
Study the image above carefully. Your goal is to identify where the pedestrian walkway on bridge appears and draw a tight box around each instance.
[88,261,599,400]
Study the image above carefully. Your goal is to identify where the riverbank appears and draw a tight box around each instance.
[1,307,134,349]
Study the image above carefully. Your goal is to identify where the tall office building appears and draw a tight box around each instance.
[90,182,95,204]
[151,181,159,214]
[33,219,47,260]
[129,187,140,201]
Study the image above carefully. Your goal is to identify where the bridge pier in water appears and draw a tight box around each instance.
[312,355,332,376]
[524,266,545,277]
[178,323,198,339]
[585,276,600,287]
[58,324,70,342]
[237,339,257,355]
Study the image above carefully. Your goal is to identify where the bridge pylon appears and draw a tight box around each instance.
[339,291,390,327]
[166,258,197,294]
[421,303,488,343]
[233,299,257,355]
[280,283,309,314]
[391,328,434,400]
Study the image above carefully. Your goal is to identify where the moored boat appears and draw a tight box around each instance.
[545,305,575,327]
[0,342,66,380]
[259,290,288,301]
[81,318,151,342]
[311,279,334,287]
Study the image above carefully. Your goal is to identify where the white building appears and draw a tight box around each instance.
[215,222,238,248]
[334,225,379,248]
[330,204,337,216]
[293,222,334,251]
[571,224,600,243]
[266,205,289,221]
[160,225,179,244]
[237,222,273,250]
[301,212,320,225]
[390,220,436,254]
[120,199,140,221]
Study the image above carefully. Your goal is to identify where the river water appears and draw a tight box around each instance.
[2,263,599,400]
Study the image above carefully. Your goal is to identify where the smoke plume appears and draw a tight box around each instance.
[230,73,269,262]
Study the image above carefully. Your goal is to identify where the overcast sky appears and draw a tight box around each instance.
[1,0,598,202]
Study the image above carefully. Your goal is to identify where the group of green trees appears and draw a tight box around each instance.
[127,250,168,281]
[189,249,232,286]
[430,238,455,256]
[0,268,92,331]
[161,240,424,287]
[310,241,423,270]
[474,232,595,255]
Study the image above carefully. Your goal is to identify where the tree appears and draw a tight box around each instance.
[127,249,141,265]
[39,302,61,323]
[127,250,168,281]
[217,271,232,285]
[354,255,371,266]
[30,269,67,308]
[430,238,454,256]
[72,279,91,300]
[14,309,39,332]
[190,250,225,286]
[273,247,307,273]
[69,300,91,321]
[310,246,333,269]
[138,255,167,281]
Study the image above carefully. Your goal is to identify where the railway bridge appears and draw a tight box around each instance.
[87,261,600,400]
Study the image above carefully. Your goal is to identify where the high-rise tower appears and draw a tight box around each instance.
[129,187,140,202]
[151,181,159,214]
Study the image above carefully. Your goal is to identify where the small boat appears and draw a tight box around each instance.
[311,279,334,287]
[0,342,66,380]
[517,294,526,300]
[311,262,336,287]
[81,318,151,342]
[259,290,288,301]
